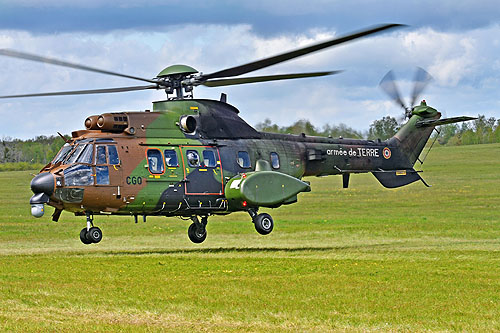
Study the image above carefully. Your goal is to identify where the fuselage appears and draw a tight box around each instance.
[30,98,427,219]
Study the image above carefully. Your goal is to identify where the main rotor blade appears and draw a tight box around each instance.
[379,70,407,111]
[201,24,404,80]
[410,67,432,107]
[201,71,341,87]
[0,49,157,84]
[0,85,158,99]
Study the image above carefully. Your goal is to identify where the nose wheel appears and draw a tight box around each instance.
[80,213,103,244]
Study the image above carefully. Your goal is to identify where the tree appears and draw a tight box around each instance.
[367,116,399,140]
[321,123,363,139]
[255,118,280,133]
[437,124,458,145]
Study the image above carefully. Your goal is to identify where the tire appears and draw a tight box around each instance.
[80,228,92,245]
[188,223,207,243]
[254,213,274,235]
[87,227,103,243]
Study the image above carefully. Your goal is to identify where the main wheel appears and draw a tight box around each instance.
[254,213,274,235]
[80,228,92,244]
[87,227,103,243]
[188,223,207,243]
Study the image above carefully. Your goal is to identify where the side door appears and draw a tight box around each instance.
[180,145,224,195]
[93,143,123,205]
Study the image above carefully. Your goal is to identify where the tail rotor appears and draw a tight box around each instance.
[379,67,433,122]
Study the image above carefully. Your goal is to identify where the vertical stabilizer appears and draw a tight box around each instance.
[388,101,440,166]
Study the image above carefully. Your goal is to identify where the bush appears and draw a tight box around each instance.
[0,162,45,172]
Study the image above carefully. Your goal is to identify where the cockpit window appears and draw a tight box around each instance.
[76,144,94,164]
[108,145,119,165]
[96,146,107,164]
[53,144,72,164]
[66,144,86,164]
[64,164,93,186]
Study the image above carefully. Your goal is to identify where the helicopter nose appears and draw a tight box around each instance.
[30,172,55,195]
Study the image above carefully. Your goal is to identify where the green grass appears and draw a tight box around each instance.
[0,143,499,331]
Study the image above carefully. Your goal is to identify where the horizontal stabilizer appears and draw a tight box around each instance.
[416,116,476,128]
[372,168,426,188]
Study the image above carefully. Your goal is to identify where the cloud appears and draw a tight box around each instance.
[2,0,500,36]
[0,23,499,139]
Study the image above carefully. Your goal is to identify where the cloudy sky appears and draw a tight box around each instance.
[1,0,500,139]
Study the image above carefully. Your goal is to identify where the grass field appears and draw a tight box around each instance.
[0,143,499,331]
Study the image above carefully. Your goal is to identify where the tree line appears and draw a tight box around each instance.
[0,135,68,168]
[0,114,498,171]
[256,114,500,145]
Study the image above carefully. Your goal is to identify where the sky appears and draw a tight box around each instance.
[1,0,500,139]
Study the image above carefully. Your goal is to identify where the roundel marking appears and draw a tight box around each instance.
[383,147,391,159]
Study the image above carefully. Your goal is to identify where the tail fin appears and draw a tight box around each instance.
[388,109,476,166]
[388,114,438,165]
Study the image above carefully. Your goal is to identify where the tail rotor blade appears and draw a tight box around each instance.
[379,70,407,111]
[410,67,432,107]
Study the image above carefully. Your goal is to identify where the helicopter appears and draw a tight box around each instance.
[0,24,475,244]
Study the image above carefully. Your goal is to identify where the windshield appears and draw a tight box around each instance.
[64,164,93,186]
[64,143,94,164]
[77,144,94,164]
[52,144,72,164]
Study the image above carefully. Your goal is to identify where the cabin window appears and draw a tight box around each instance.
[108,145,119,165]
[186,150,200,167]
[64,164,93,186]
[96,145,107,164]
[237,151,251,168]
[270,152,280,169]
[203,150,217,167]
[164,149,178,167]
[147,149,164,174]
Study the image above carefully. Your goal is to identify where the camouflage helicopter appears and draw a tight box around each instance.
[0,24,475,244]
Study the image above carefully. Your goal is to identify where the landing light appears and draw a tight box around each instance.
[31,204,44,218]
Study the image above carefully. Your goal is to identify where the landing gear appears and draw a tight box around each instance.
[80,213,103,244]
[249,209,274,235]
[87,227,103,243]
[80,228,92,244]
[253,213,274,235]
[188,216,208,243]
